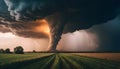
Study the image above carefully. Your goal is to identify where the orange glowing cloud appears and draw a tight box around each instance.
[34,19,50,37]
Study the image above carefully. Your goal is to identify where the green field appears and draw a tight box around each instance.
[0,53,120,69]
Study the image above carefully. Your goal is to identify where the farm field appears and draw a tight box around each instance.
[0,53,120,69]
[74,53,120,61]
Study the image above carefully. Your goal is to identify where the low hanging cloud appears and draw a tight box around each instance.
[0,19,50,38]
[57,30,99,51]
[88,16,120,51]
[0,0,120,51]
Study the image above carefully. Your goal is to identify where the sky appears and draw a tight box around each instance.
[0,32,49,51]
[58,16,120,51]
[0,30,99,51]
[0,17,120,51]
[0,0,120,51]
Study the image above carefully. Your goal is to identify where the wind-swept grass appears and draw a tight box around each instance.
[0,53,120,69]
[0,53,53,65]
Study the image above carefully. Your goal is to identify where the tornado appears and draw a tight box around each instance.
[47,22,65,51]
[0,0,119,51]
[45,13,66,51]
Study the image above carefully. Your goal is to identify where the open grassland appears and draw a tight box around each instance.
[0,53,53,65]
[0,53,120,69]
[74,53,120,61]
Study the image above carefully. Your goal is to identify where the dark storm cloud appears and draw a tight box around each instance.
[0,20,49,38]
[0,0,120,51]
[0,0,14,21]
[16,31,49,38]
[88,16,120,51]
[4,0,62,21]
[0,25,10,33]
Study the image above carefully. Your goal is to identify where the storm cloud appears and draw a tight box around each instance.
[0,0,120,51]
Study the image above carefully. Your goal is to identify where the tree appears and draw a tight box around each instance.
[0,49,4,53]
[5,48,11,53]
[14,46,24,54]
[33,50,36,53]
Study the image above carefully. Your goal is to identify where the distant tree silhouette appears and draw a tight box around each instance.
[14,46,24,54]
[33,50,36,53]
[0,49,4,53]
[5,48,11,53]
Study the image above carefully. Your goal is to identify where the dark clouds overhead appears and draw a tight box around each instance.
[4,0,63,21]
[88,16,120,51]
[0,0,120,51]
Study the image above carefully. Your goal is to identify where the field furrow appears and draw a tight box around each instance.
[0,53,120,69]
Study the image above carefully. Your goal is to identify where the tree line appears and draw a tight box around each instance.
[0,46,24,54]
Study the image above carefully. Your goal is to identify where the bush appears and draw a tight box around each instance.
[14,46,24,54]
[5,48,11,53]
[0,49,4,53]
[0,49,5,53]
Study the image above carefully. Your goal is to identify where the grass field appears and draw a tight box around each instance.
[0,53,120,69]
[74,53,120,61]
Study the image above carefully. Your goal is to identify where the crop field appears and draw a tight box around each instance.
[0,53,120,69]
[74,53,120,61]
